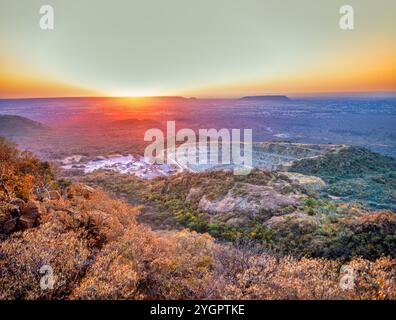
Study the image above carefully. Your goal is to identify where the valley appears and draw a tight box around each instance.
[0,96,395,300]
[0,137,395,299]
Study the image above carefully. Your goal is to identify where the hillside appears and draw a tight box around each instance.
[288,145,396,211]
[0,115,49,137]
[83,169,395,260]
[0,138,395,299]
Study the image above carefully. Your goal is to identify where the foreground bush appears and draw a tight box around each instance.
[0,185,394,300]
[220,250,395,300]
[0,137,55,201]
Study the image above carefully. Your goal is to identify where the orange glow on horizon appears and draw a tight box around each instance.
[0,55,100,98]
[185,43,396,98]
[1,40,395,99]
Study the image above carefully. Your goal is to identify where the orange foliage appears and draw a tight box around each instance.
[0,138,394,300]
[0,137,55,200]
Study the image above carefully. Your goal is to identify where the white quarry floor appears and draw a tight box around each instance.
[61,154,174,179]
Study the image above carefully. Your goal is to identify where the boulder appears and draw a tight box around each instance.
[225,217,248,226]
[185,188,203,203]
[48,190,61,201]
[4,203,21,218]
[66,184,95,199]
[9,198,25,207]
[3,218,17,234]
[61,155,85,165]
[281,172,326,194]
[1,203,20,234]
[0,207,12,227]
[18,216,35,229]
[20,200,43,219]
[18,200,45,230]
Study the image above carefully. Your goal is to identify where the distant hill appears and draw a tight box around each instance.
[0,115,49,136]
[239,95,291,102]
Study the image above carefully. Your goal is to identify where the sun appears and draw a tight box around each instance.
[108,89,161,98]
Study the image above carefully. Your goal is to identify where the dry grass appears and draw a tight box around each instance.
[1,186,395,300]
[0,138,395,300]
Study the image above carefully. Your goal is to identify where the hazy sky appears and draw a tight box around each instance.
[0,0,395,98]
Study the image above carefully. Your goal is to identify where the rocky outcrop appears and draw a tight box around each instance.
[280,172,326,194]
[265,212,319,229]
[0,199,47,235]
[251,142,344,171]
[198,183,298,218]
[61,155,86,165]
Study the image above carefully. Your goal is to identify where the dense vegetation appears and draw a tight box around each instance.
[0,137,56,201]
[289,146,396,211]
[0,138,395,300]
[82,169,396,260]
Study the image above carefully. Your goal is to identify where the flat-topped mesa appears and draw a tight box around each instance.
[238,95,291,102]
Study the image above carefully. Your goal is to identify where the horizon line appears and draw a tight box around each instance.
[1,91,396,101]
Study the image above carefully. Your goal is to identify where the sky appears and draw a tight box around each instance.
[0,0,395,98]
